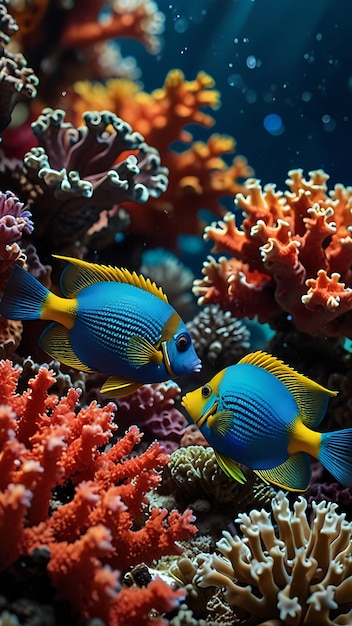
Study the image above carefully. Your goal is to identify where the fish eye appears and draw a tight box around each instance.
[201,384,212,398]
[176,332,190,352]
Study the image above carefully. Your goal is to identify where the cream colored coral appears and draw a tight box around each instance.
[193,491,352,625]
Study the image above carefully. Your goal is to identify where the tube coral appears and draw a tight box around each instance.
[0,359,196,624]
[20,107,168,255]
[193,490,352,625]
[193,169,352,337]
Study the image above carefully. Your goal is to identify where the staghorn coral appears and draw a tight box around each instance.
[0,0,38,132]
[193,490,352,625]
[68,70,253,246]
[193,169,352,337]
[0,359,197,624]
[19,107,168,256]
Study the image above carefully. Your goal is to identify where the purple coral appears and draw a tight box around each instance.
[22,107,169,254]
[116,381,187,452]
[0,189,33,261]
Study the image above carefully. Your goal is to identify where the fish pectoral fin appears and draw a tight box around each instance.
[126,335,163,367]
[39,323,94,373]
[253,452,311,492]
[207,410,233,436]
[100,376,142,398]
[215,451,247,484]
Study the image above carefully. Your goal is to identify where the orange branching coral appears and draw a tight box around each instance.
[60,0,165,54]
[0,359,196,624]
[193,169,352,337]
[69,70,253,245]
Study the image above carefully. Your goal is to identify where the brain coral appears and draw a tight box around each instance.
[193,490,352,625]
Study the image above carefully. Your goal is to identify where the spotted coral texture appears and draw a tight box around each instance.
[193,490,352,625]
[187,304,250,369]
[193,169,352,337]
[161,446,275,511]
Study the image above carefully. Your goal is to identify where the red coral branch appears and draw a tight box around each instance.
[194,170,352,336]
[0,360,196,621]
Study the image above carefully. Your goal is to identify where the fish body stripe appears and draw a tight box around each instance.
[206,389,292,468]
[67,283,176,377]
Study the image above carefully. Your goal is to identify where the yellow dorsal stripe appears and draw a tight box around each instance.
[53,255,169,303]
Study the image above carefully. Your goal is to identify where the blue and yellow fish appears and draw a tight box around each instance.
[181,350,352,491]
[0,256,201,397]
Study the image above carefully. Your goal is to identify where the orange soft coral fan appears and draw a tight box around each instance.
[68,70,253,246]
[193,169,352,337]
[0,359,196,623]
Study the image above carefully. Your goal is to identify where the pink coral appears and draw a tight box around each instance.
[0,359,196,623]
[0,189,33,263]
[194,169,352,337]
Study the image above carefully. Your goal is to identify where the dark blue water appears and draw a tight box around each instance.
[123,0,352,189]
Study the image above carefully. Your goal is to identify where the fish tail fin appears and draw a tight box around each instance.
[0,265,50,321]
[318,429,352,487]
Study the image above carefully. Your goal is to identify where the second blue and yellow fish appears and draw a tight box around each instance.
[0,255,201,397]
[182,351,352,491]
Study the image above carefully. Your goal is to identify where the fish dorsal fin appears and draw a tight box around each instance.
[239,351,337,428]
[39,323,95,373]
[100,376,142,398]
[53,255,169,302]
[214,451,247,484]
[254,452,311,492]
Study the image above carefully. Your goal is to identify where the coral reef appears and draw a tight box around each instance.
[17,107,168,257]
[68,70,253,246]
[0,359,197,624]
[115,380,187,453]
[193,490,352,625]
[0,189,33,357]
[193,169,352,337]
[0,189,33,267]
[160,446,275,529]
[186,304,250,385]
[0,0,38,132]
[60,0,165,54]
[141,248,196,320]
